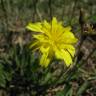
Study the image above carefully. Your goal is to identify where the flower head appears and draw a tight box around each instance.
[26,17,78,67]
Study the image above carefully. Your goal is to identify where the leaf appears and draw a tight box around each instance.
[41,72,52,85]
[66,88,73,96]
[77,81,89,96]
[56,90,65,96]
[0,64,6,87]
[56,88,73,96]
[63,84,73,96]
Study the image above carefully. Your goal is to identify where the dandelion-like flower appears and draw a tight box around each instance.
[26,17,78,67]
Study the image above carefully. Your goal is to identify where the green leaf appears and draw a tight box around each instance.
[0,64,6,87]
[56,88,73,96]
[63,84,73,96]
[77,81,89,96]
[56,90,65,96]
[41,72,52,85]
[66,88,73,96]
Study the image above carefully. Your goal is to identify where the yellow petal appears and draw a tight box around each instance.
[43,20,51,29]
[29,40,40,51]
[60,44,75,57]
[26,22,44,33]
[42,20,51,37]
[67,48,75,57]
[40,53,50,68]
[55,49,73,67]
[61,32,78,44]
[40,46,49,53]
[63,26,71,32]
[33,34,49,44]
[51,17,58,34]
[33,34,44,40]
[52,17,57,25]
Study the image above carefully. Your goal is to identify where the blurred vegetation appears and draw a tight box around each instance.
[0,0,96,96]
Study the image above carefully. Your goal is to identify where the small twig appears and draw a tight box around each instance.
[54,66,72,85]
[32,0,38,22]
[78,8,85,49]
[75,8,86,64]
[70,0,78,25]
[36,8,42,21]
[1,0,9,29]
[48,0,52,20]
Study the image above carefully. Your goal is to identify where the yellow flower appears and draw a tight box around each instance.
[26,17,78,67]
